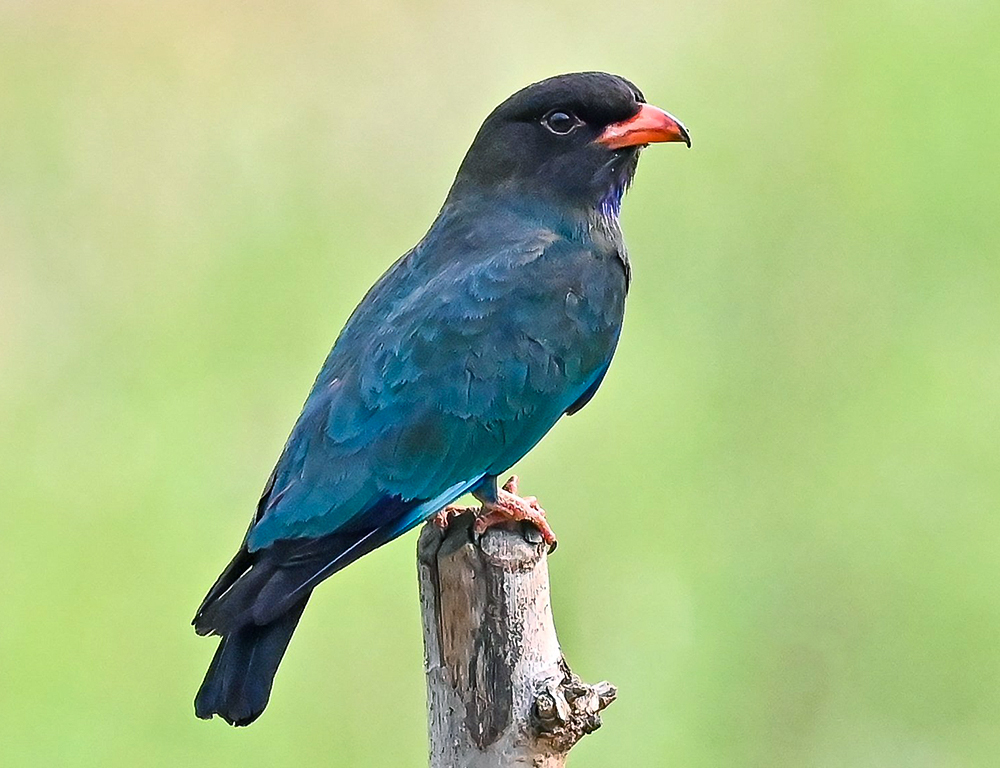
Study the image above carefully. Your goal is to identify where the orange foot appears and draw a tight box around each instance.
[431,502,475,530]
[432,475,557,549]
[473,475,557,548]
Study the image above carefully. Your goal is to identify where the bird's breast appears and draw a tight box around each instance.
[498,238,626,385]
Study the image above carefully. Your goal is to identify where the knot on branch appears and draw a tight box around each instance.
[533,660,618,752]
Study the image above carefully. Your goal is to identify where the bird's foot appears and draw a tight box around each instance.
[472,475,557,549]
[431,503,476,530]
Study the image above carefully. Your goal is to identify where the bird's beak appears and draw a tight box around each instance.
[597,104,691,149]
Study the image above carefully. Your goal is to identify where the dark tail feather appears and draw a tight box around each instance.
[192,497,419,725]
[194,596,309,726]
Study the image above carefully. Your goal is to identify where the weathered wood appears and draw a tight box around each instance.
[418,514,616,767]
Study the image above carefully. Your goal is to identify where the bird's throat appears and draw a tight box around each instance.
[598,179,628,219]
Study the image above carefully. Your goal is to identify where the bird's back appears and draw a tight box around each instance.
[248,199,628,550]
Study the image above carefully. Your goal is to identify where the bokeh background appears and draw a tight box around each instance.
[2,1,999,765]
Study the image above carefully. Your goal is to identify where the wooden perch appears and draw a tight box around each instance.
[417,513,616,767]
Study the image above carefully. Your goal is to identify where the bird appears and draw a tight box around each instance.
[193,71,690,726]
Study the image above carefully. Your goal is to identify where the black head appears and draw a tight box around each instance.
[448,72,689,217]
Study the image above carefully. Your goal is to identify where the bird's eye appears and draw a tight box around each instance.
[542,111,579,135]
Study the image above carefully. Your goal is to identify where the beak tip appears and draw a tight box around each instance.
[677,122,692,148]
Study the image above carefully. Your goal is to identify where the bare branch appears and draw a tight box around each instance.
[418,514,616,767]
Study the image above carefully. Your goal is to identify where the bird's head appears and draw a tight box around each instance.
[448,71,689,219]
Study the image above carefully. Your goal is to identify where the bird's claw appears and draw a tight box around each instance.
[434,475,557,551]
[502,475,520,494]
[432,504,475,530]
[473,475,557,549]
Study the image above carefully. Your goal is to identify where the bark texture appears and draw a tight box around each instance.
[418,514,616,767]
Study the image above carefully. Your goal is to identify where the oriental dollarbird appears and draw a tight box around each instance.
[193,71,690,726]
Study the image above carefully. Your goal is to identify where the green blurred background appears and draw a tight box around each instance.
[2,1,998,765]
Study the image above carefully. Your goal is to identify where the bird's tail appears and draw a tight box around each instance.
[194,596,309,726]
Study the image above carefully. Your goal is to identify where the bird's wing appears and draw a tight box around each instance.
[242,232,554,551]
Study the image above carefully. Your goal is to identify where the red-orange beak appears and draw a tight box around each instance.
[597,104,691,149]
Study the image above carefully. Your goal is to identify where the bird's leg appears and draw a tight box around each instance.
[472,474,557,548]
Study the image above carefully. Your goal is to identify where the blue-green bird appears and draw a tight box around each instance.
[193,71,689,725]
